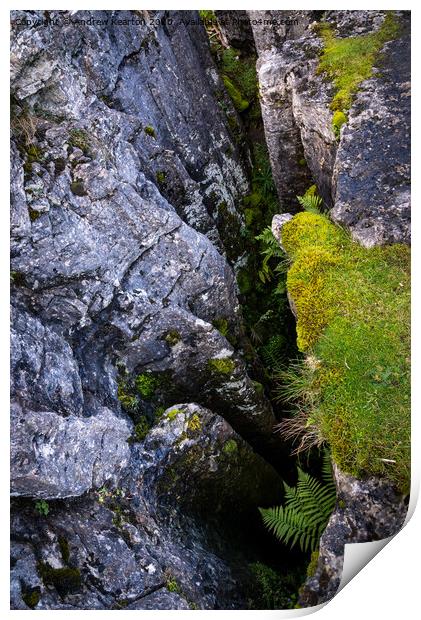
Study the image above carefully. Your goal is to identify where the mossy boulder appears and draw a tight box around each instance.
[279,211,410,490]
[144,403,282,522]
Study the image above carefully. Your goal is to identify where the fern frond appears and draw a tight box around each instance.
[255,227,284,259]
[297,193,323,214]
[260,458,336,553]
[260,334,285,371]
[259,506,320,553]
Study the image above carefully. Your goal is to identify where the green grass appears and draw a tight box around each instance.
[316,12,400,132]
[279,212,410,492]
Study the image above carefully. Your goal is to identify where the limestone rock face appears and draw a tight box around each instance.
[299,465,407,606]
[9,10,289,610]
[10,8,281,505]
[249,10,333,208]
[250,10,410,245]
[331,17,411,246]
[11,404,282,610]
[215,10,255,52]
[10,403,131,499]
[10,10,249,252]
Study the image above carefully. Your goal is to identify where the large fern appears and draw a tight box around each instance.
[259,451,336,553]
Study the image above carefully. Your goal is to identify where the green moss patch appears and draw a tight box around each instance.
[332,110,347,140]
[131,418,150,442]
[187,413,201,433]
[222,438,238,456]
[316,12,400,133]
[166,407,183,421]
[144,125,156,138]
[68,128,92,155]
[306,550,319,578]
[22,587,41,609]
[70,181,87,197]
[212,318,229,337]
[220,47,258,106]
[23,143,43,175]
[38,563,81,597]
[166,577,182,594]
[28,207,41,221]
[222,75,249,112]
[163,329,181,346]
[281,212,410,491]
[207,357,235,375]
[134,373,159,399]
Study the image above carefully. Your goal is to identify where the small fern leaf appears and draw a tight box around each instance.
[297,193,323,214]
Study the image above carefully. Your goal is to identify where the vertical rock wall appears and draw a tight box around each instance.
[10,10,286,609]
[250,10,411,245]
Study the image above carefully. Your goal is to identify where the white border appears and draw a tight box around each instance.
[2,2,419,618]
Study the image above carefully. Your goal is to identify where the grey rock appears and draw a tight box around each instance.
[299,465,407,606]
[11,404,282,609]
[271,213,293,249]
[10,9,282,507]
[215,11,255,52]
[331,15,411,247]
[250,10,411,243]
[127,590,190,610]
[11,402,131,499]
[249,10,333,209]
[10,10,285,609]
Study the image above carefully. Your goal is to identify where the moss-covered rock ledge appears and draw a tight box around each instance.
[273,211,410,493]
